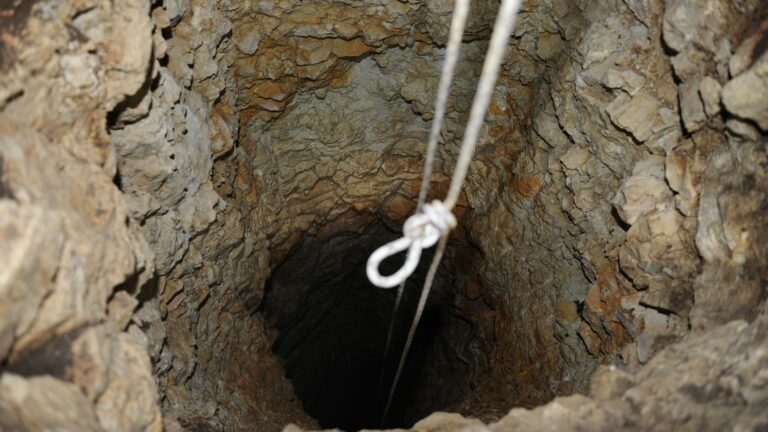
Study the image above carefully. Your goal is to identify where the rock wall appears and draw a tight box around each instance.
[328,303,768,432]
[0,0,161,430]
[1,0,766,431]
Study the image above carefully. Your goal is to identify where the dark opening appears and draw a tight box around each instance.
[260,216,462,431]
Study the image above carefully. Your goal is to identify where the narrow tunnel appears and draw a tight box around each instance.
[261,216,473,431]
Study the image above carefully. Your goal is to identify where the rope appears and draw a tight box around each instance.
[366,201,456,288]
[375,0,469,401]
[416,0,471,209]
[445,0,522,209]
[380,235,448,425]
[376,277,405,401]
[367,0,523,287]
[368,0,524,424]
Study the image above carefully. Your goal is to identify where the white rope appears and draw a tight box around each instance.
[376,276,405,401]
[368,0,524,424]
[368,0,470,289]
[417,0,471,209]
[444,0,522,209]
[380,235,448,425]
[366,201,456,288]
[367,0,523,288]
[375,0,471,402]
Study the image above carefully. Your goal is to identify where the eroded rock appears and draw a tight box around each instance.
[0,374,103,432]
[0,0,766,431]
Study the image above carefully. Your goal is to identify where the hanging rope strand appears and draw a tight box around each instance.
[381,235,449,425]
[444,0,522,209]
[416,0,471,209]
[376,280,404,400]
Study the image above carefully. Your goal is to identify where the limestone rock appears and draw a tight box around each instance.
[679,78,707,133]
[96,330,162,432]
[589,366,635,400]
[108,291,140,331]
[607,93,663,142]
[698,76,722,117]
[0,374,102,432]
[722,49,768,131]
[728,18,768,77]
[613,157,673,225]
[70,326,116,401]
[410,412,488,432]
[662,0,725,55]
[560,146,590,171]
[0,200,64,359]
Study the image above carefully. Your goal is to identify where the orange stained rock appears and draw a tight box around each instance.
[251,96,287,112]
[580,262,635,358]
[331,38,371,58]
[556,300,579,323]
[252,81,296,102]
[328,67,353,88]
[384,194,418,222]
[508,174,542,198]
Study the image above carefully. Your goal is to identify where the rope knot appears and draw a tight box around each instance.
[367,200,456,288]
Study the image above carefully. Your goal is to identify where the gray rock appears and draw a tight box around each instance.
[722,54,768,131]
[699,76,722,117]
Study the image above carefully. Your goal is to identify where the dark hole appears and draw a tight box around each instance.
[260,217,458,431]
[113,167,124,191]
[3,327,85,377]
[749,29,768,68]
[0,154,15,199]
[161,26,173,40]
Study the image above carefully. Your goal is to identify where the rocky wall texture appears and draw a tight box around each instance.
[0,0,767,431]
[291,302,768,432]
[0,0,161,430]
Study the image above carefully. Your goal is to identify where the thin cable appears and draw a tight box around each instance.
[376,280,404,400]
[380,235,449,425]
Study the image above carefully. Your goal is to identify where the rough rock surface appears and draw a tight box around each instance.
[0,0,766,431]
[293,305,768,431]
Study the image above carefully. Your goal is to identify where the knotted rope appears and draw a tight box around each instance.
[373,0,470,408]
[368,0,524,424]
[366,201,456,288]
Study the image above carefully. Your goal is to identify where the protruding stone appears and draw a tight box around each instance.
[560,146,590,170]
[590,365,635,400]
[606,92,663,142]
[679,79,707,133]
[722,54,768,131]
[108,291,139,330]
[95,331,162,432]
[0,201,64,359]
[537,32,565,60]
[699,76,722,117]
[613,157,673,225]
[0,374,102,432]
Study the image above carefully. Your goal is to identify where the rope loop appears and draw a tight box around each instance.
[367,201,456,288]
